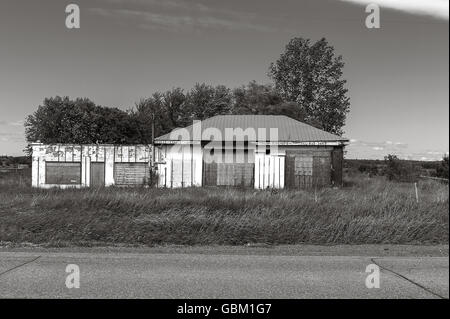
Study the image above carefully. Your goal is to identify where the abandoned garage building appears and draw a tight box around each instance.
[31,115,348,189]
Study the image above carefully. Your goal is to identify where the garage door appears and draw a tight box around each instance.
[114,163,149,186]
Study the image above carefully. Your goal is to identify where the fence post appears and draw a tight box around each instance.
[414,182,419,203]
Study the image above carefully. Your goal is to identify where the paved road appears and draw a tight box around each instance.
[0,252,448,298]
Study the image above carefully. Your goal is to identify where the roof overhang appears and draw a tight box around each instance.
[155,140,348,146]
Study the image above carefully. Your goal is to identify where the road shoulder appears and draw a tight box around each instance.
[0,243,448,257]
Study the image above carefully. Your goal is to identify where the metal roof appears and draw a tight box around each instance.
[156,115,348,143]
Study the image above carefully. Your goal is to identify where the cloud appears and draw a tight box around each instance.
[0,132,24,143]
[114,9,275,32]
[99,0,186,7]
[340,0,449,20]
[0,120,25,143]
[0,120,24,126]
[349,139,408,149]
[90,1,278,32]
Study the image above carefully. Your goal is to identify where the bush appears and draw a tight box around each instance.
[383,154,418,182]
[358,163,379,177]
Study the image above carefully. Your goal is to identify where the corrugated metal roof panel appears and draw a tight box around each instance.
[156,115,348,142]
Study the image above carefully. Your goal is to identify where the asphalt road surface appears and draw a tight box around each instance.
[0,251,448,298]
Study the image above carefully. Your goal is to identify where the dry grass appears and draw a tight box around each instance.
[0,170,448,246]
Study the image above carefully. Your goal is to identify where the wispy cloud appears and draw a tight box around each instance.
[0,120,24,126]
[340,0,449,20]
[0,132,24,143]
[0,120,25,143]
[90,0,278,32]
[346,139,448,161]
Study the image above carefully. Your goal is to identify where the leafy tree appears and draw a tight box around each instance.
[186,83,232,120]
[25,96,139,145]
[269,37,350,135]
[162,88,190,128]
[131,88,191,140]
[232,81,311,122]
[132,94,166,143]
[232,81,282,114]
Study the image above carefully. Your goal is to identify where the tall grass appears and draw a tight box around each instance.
[0,170,448,246]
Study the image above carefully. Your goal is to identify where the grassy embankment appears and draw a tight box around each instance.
[0,169,448,246]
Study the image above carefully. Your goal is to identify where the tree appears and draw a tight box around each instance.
[232,81,282,114]
[269,37,350,135]
[162,88,189,128]
[25,96,139,145]
[132,93,165,142]
[186,83,233,120]
[231,81,311,122]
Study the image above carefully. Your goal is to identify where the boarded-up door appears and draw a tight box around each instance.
[331,147,343,186]
[203,162,217,186]
[114,163,149,186]
[313,156,331,187]
[285,153,313,189]
[285,150,332,189]
[90,162,105,187]
[216,163,254,187]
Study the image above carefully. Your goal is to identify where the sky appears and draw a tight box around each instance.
[0,0,448,160]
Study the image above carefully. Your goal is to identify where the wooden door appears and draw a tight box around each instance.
[203,162,217,186]
[285,152,313,189]
[313,156,331,187]
[90,162,105,187]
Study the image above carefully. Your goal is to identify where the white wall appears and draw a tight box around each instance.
[254,152,285,189]
[31,143,151,188]
[156,143,203,188]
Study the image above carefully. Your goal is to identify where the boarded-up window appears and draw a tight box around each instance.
[114,163,149,185]
[294,156,313,176]
[45,162,81,185]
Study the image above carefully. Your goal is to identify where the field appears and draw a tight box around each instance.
[0,168,448,247]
